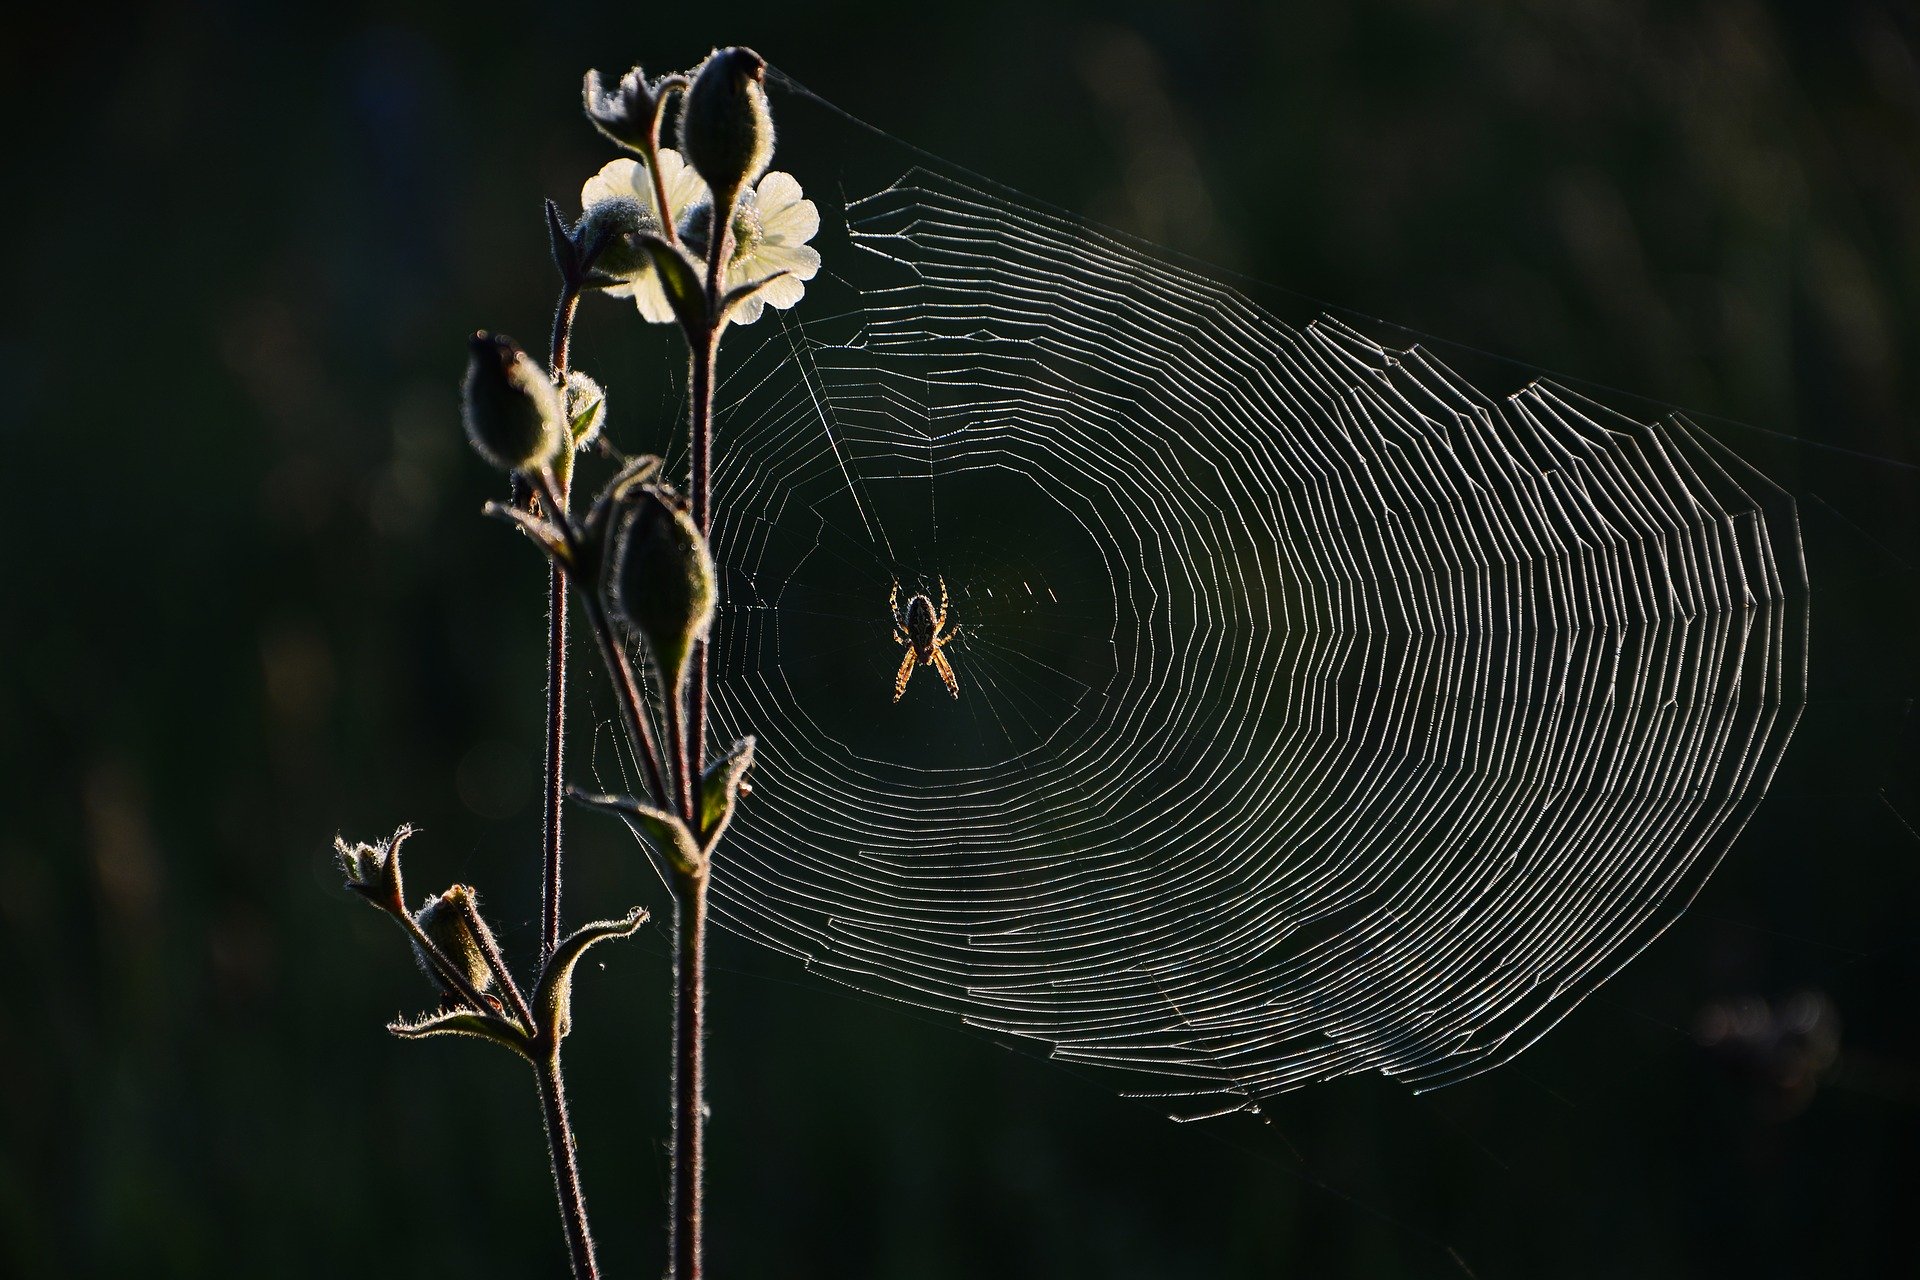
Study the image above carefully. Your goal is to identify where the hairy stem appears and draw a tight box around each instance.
[664,194,731,1280]
[541,284,582,963]
[578,592,672,808]
[666,688,696,827]
[669,871,709,1280]
[454,889,536,1034]
[536,1050,601,1280]
[686,208,727,823]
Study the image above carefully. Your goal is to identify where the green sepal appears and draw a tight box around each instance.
[580,454,664,566]
[532,908,648,1045]
[636,233,710,331]
[388,1009,534,1060]
[481,499,572,564]
[569,788,704,877]
[337,824,412,917]
[545,198,578,279]
[563,371,607,450]
[699,735,755,850]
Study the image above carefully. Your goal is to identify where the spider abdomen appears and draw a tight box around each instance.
[904,593,937,655]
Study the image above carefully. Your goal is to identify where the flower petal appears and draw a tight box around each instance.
[746,242,821,283]
[761,195,820,249]
[729,291,769,326]
[754,272,807,311]
[653,148,709,224]
[582,158,643,212]
[632,271,679,325]
[753,171,805,217]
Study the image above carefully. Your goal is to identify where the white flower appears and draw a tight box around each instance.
[580,149,709,324]
[579,149,820,327]
[705,170,822,326]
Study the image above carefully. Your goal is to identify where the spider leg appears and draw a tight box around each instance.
[931,646,960,699]
[889,580,900,627]
[937,576,949,628]
[892,647,918,702]
[892,627,909,646]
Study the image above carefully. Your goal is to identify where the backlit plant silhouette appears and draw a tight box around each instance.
[335,46,807,1280]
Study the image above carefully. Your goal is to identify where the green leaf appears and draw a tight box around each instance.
[388,1009,533,1060]
[531,908,648,1044]
[569,788,704,876]
[636,233,710,331]
[699,735,756,850]
[718,271,789,325]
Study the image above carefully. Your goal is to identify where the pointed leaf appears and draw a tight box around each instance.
[718,271,790,325]
[481,499,572,563]
[636,233,710,331]
[532,908,648,1044]
[569,788,703,876]
[389,1008,534,1060]
[545,198,578,279]
[699,735,756,850]
[581,454,665,558]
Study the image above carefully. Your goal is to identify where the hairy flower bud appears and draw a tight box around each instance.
[573,193,653,280]
[337,825,412,915]
[562,371,606,451]
[412,885,495,1004]
[604,485,716,689]
[584,66,663,152]
[461,332,563,473]
[679,47,773,208]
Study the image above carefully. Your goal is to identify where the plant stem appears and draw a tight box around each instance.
[541,283,582,963]
[687,331,715,831]
[665,194,731,1280]
[577,591,671,808]
[687,207,728,824]
[536,1050,601,1280]
[666,690,696,826]
[668,870,709,1280]
[455,889,536,1034]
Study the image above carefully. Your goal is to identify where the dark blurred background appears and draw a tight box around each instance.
[3,1,1918,1276]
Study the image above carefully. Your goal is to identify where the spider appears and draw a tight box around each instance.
[890,578,960,701]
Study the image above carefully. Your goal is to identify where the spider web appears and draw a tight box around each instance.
[659,158,1809,1118]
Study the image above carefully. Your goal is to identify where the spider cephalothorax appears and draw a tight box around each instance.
[890,578,959,701]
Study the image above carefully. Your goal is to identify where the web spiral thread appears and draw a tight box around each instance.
[678,168,1808,1115]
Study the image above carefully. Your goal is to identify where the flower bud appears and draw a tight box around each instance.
[337,824,411,915]
[679,47,773,208]
[461,332,563,473]
[584,66,662,152]
[412,885,495,1004]
[562,371,606,451]
[573,195,653,281]
[604,485,716,689]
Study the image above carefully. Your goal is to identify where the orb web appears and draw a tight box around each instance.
[688,165,1807,1114]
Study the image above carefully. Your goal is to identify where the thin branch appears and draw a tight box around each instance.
[397,912,497,1019]
[539,281,582,964]
[454,890,537,1034]
[668,872,709,1280]
[536,1051,602,1280]
[579,591,672,808]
